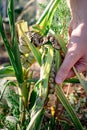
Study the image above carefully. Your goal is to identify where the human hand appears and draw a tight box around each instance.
[55,22,87,84]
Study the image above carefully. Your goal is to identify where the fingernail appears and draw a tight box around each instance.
[55,76,63,84]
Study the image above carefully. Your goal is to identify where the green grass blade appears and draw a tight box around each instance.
[0,66,15,78]
[56,85,84,130]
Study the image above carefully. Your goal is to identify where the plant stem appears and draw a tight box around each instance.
[18,81,28,124]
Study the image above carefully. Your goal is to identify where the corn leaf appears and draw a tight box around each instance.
[50,29,67,53]
[53,30,84,129]
[0,16,23,83]
[0,66,15,78]
[19,24,42,66]
[64,78,80,83]
[26,109,44,130]
[0,80,17,101]
[55,49,62,71]
[56,85,84,130]
[0,15,15,70]
[33,0,60,36]
[8,0,15,45]
[29,90,37,110]
[27,45,54,130]
[7,0,23,83]
[37,0,54,25]
[73,67,87,94]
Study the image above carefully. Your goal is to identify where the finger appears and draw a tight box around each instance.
[75,62,87,73]
[66,62,87,79]
[66,69,75,79]
[55,51,80,84]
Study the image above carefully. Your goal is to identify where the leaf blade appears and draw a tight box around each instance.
[56,85,84,130]
[0,66,15,78]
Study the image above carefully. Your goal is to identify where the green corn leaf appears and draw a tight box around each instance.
[29,89,37,110]
[27,45,54,130]
[0,15,15,68]
[37,0,54,25]
[0,15,23,83]
[33,0,60,36]
[8,0,15,45]
[56,85,84,130]
[0,15,13,57]
[19,24,42,66]
[55,49,62,71]
[0,82,8,101]
[64,78,80,83]
[42,45,54,79]
[26,109,44,130]
[56,31,87,93]
[0,80,17,101]
[55,49,83,129]
[8,0,23,83]
[26,79,38,83]
[12,38,24,83]
[0,66,15,78]
[55,34,67,53]
[0,0,24,83]
[73,67,87,93]
[50,29,67,53]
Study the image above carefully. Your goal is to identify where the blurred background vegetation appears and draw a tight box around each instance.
[52,0,71,42]
[0,0,70,35]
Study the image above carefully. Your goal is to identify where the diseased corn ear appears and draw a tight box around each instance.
[44,49,59,119]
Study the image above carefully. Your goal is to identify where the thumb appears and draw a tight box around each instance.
[55,51,80,84]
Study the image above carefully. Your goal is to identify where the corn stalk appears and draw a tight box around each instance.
[0,0,86,129]
[0,0,30,125]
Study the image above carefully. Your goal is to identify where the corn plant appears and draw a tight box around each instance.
[0,0,31,127]
[0,0,87,130]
